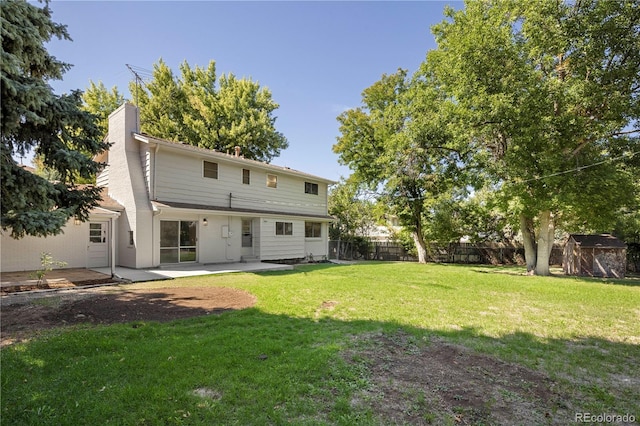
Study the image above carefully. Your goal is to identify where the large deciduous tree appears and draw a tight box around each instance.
[31,80,123,183]
[82,80,125,138]
[428,0,639,275]
[132,59,288,163]
[334,69,469,263]
[1,0,108,239]
[328,178,378,242]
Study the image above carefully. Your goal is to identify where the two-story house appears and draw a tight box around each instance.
[1,103,335,272]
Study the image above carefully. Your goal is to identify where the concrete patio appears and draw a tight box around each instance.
[93,262,294,282]
[1,262,294,294]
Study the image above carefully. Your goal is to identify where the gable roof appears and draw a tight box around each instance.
[96,187,125,211]
[19,164,37,174]
[76,185,125,212]
[133,133,337,185]
[569,234,627,249]
[14,167,123,212]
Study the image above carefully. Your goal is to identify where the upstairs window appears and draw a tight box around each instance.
[242,169,250,185]
[305,182,318,195]
[203,161,218,179]
[267,174,278,188]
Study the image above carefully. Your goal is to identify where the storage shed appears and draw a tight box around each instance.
[563,234,627,279]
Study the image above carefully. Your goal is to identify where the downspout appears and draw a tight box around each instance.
[153,144,160,200]
[110,216,116,278]
[326,221,330,261]
[225,216,234,261]
[151,144,160,267]
[152,207,162,266]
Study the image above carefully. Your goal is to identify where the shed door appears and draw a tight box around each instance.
[579,248,594,276]
[87,221,109,268]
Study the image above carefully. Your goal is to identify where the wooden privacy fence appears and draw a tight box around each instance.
[329,241,565,266]
[627,243,640,273]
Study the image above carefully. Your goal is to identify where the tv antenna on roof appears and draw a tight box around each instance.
[125,64,151,106]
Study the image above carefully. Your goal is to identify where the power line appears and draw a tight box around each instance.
[516,150,639,184]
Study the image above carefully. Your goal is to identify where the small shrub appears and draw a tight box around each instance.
[32,252,67,287]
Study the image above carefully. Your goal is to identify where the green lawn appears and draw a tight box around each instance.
[2,262,639,425]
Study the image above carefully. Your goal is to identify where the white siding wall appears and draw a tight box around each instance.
[196,215,227,264]
[258,218,305,261]
[153,151,329,216]
[140,144,152,198]
[0,217,116,272]
[150,214,242,265]
[304,223,329,259]
[96,167,109,187]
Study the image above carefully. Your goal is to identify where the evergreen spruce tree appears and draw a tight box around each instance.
[1,0,109,238]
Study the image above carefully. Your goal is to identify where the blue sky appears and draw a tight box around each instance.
[45,1,462,182]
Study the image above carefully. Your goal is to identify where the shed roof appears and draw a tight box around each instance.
[569,234,627,249]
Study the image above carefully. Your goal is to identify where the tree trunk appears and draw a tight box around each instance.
[412,230,429,264]
[535,210,554,276]
[519,214,537,275]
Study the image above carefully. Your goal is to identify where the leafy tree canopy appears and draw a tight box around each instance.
[1,0,108,239]
[427,0,639,274]
[131,59,288,163]
[30,80,124,182]
[82,80,125,138]
[334,69,475,262]
[328,178,378,241]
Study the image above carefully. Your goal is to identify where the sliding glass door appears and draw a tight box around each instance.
[160,220,197,263]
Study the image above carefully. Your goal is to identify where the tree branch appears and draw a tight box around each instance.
[569,137,594,159]
[569,129,639,159]
[611,129,640,137]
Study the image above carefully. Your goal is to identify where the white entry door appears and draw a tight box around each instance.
[87,221,109,268]
[241,219,253,257]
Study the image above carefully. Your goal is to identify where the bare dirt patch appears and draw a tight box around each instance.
[345,331,571,425]
[1,287,256,346]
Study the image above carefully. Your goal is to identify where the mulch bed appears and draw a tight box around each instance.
[0,278,118,295]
